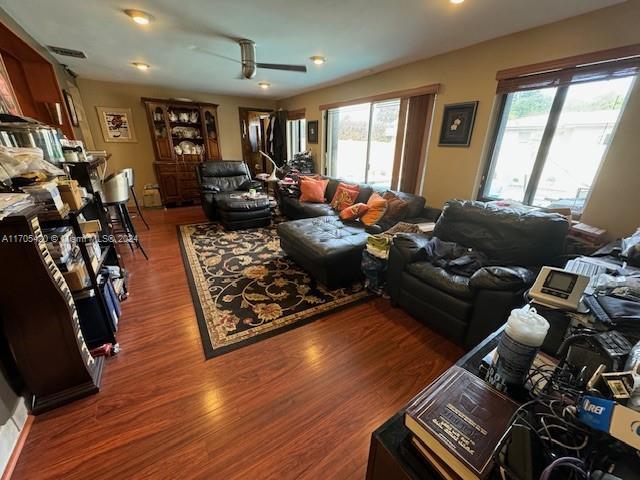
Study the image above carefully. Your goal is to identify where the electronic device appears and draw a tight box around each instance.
[565,257,609,295]
[578,395,640,450]
[530,266,590,310]
[557,330,632,382]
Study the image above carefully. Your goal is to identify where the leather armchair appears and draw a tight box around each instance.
[387,200,569,348]
[196,160,263,220]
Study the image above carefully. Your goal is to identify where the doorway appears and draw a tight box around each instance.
[238,107,273,176]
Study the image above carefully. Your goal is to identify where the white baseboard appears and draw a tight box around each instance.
[0,399,29,479]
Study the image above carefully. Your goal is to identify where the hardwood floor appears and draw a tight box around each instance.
[12,206,463,480]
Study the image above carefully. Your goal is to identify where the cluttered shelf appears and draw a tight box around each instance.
[0,134,129,413]
[367,248,640,480]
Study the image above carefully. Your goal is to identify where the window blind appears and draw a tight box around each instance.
[497,54,640,94]
[287,109,305,121]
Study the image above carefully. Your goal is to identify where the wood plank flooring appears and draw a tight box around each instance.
[12,206,462,480]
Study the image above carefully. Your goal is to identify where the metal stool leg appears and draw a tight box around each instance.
[113,203,134,253]
[130,187,150,230]
[120,203,148,260]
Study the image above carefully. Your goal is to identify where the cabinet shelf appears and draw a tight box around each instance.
[172,136,204,142]
[169,121,201,127]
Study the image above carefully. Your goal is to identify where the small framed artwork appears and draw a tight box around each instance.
[63,90,79,127]
[438,101,478,147]
[96,106,138,143]
[307,120,319,144]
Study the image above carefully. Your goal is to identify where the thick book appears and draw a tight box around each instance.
[404,366,519,480]
[411,436,460,480]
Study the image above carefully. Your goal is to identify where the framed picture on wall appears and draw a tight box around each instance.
[96,106,138,143]
[63,90,79,126]
[438,101,478,147]
[307,120,319,144]
[0,54,22,116]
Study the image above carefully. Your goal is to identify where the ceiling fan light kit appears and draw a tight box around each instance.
[124,9,154,25]
[310,55,326,65]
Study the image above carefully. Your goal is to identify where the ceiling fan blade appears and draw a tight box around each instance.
[188,45,241,64]
[256,62,307,73]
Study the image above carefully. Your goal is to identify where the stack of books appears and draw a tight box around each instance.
[404,366,518,479]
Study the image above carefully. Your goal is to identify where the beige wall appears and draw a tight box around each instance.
[278,0,640,238]
[77,78,276,197]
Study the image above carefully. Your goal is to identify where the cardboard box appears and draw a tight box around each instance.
[62,263,90,291]
[79,220,101,235]
[143,184,162,208]
[57,180,84,211]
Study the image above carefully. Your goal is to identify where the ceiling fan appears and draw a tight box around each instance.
[193,39,307,79]
[238,39,307,79]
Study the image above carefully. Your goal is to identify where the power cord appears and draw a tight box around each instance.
[540,457,588,480]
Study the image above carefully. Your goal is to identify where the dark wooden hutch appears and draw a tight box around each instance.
[142,98,222,205]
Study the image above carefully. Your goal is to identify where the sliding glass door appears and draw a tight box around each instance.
[326,99,401,186]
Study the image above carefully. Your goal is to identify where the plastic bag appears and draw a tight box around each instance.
[0,145,65,178]
[622,228,640,267]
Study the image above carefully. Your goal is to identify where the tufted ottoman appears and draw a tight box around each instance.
[277,216,370,288]
[215,192,271,230]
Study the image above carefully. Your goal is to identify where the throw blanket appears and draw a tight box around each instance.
[367,222,422,259]
[422,237,488,276]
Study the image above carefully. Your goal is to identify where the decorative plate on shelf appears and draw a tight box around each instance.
[177,141,204,155]
[172,126,199,139]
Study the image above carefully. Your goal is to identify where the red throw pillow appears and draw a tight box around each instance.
[299,177,329,203]
[331,182,360,211]
[339,203,369,221]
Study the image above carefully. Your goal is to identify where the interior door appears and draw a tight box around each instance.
[239,107,272,176]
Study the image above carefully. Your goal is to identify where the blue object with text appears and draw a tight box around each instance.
[578,395,615,432]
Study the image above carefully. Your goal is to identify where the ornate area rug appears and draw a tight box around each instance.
[178,222,370,358]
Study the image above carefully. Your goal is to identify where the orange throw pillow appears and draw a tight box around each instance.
[331,182,360,211]
[339,203,369,221]
[360,192,387,226]
[299,177,329,203]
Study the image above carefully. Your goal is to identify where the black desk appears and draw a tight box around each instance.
[365,330,502,480]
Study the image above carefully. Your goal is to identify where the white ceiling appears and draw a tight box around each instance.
[1,0,624,99]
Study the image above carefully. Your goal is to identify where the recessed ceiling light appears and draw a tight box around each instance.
[132,62,150,71]
[310,55,326,65]
[258,82,270,89]
[450,0,464,4]
[124,9,154,25]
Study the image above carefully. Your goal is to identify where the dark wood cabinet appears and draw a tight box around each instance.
[0,208,104,413]
[142,98,222,205]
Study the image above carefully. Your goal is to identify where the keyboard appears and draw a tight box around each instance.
[565,258,608,295]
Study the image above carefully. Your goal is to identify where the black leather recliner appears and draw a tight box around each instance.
[387,200,569,348]
[196,161,269,229]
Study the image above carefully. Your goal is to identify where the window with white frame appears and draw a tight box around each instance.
[287,119,306,158]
